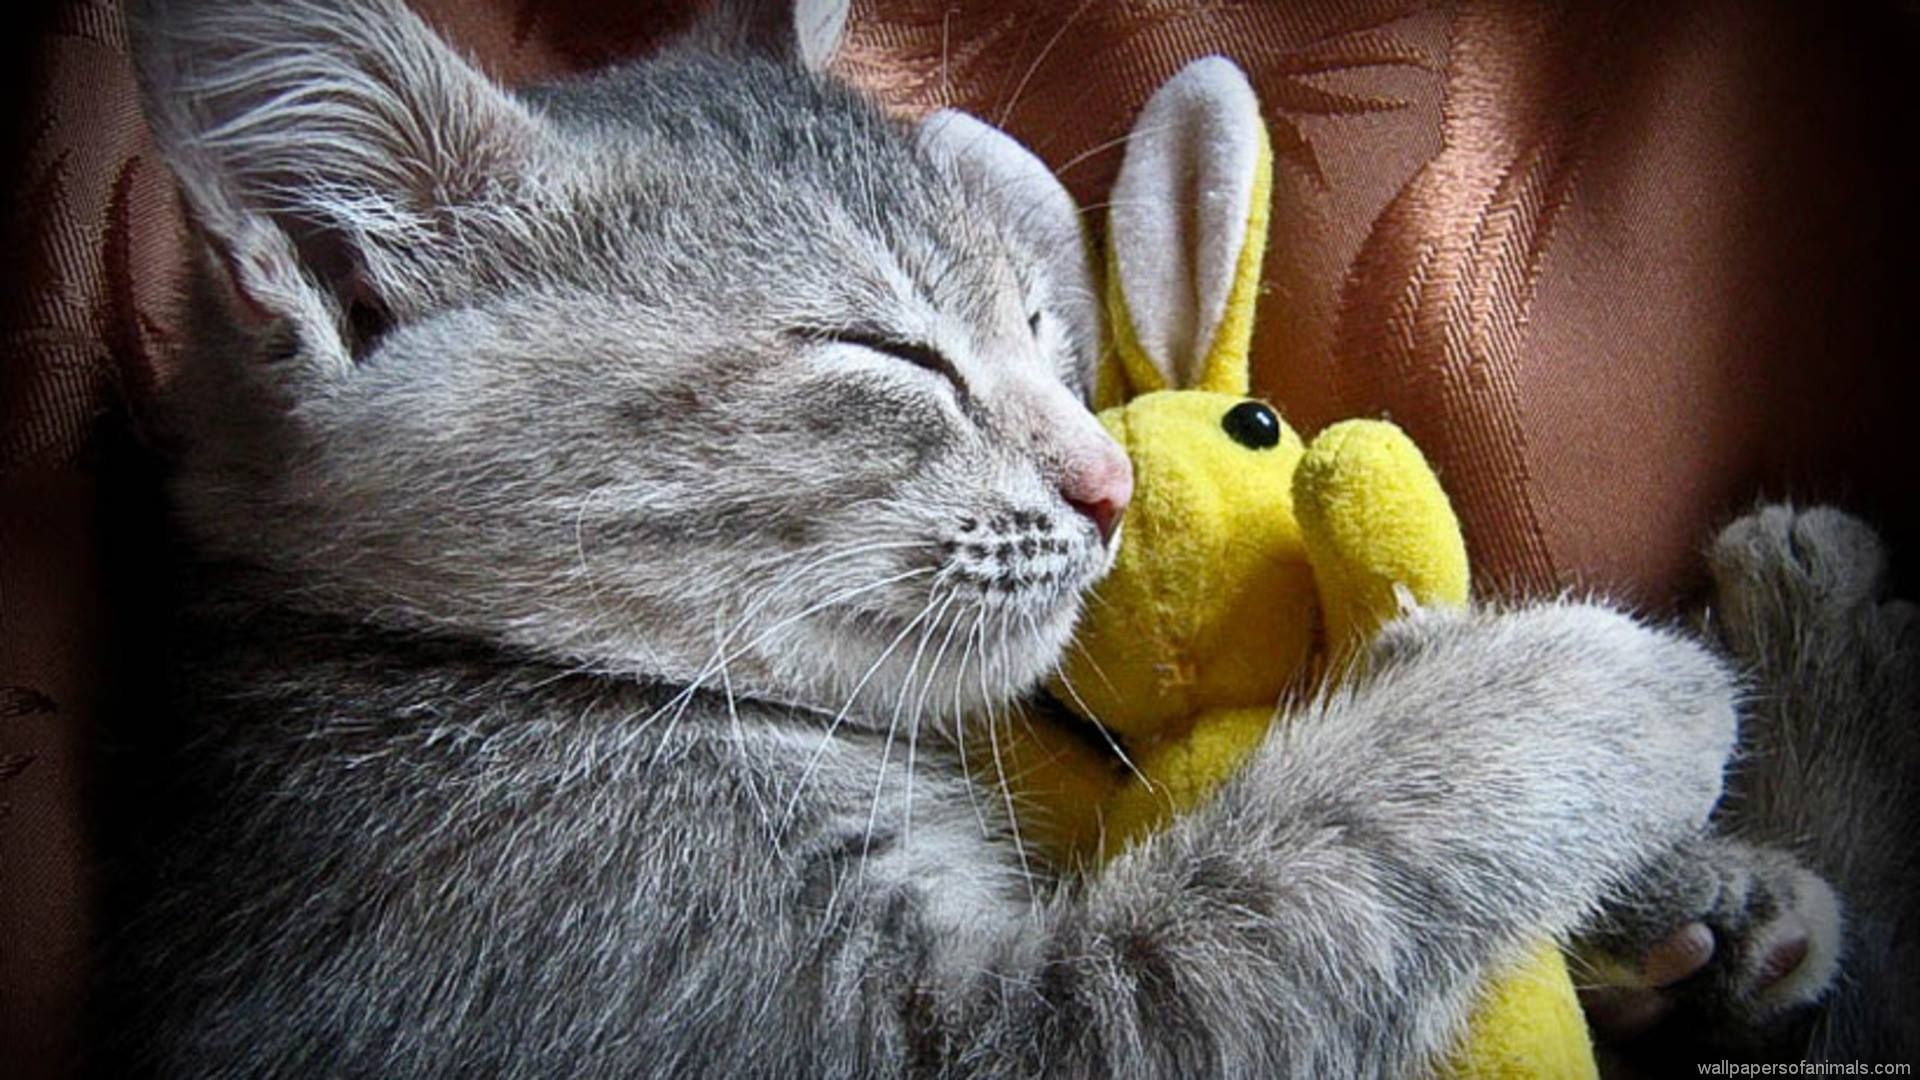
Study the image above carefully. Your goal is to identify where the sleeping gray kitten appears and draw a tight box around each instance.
[99,0,1859,1074]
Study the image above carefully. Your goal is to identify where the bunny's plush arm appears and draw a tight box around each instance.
[1295,419,1472,671]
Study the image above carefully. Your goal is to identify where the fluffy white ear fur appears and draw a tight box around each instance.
[918,110,1099,387]
[795,0,851,71]
[916,110,1086,281]
[696,0,848,70]
[1107,56,1264,392]
[133,0,549,376]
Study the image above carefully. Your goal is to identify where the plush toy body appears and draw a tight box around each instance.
[989,58,1596,1079]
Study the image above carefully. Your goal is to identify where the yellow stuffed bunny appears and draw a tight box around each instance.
[991,57,1596,1079]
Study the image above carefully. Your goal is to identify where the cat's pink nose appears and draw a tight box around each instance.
[1062,447,1132,544]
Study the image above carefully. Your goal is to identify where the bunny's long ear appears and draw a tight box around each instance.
[1102,57,1271,407]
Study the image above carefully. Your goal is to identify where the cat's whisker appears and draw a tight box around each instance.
[991,0,1095,130]
[1072,197,1187,219]
[861,587,950,872]
[642,665,731,772]
[1035,615,1151,791]
[971,603,1038,909]
[680,552,934,706]
[913,576,975,726]
[1561,950,1608,992]
[716,627,782,858]
[710,539,937,656]
[1803,997,1837,1059]
[1049,120,1179,179]
[546,481,681,689]
[576,537,930,714]
[899,590,962,852]
[948,598,992,841]
[937,8,952,105]
[912,589,970,742]
[631,564,935,760]
[919,120,1179,218]
[1082,585,1118,618]
[780,583,948,835]
[989,599,1020,688]
[1064,631,1122,700]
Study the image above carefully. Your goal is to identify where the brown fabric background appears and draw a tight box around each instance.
[3,1,1915,1073]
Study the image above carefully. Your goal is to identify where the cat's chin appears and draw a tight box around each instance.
[785,591,1085,731]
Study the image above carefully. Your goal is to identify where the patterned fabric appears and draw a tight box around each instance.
[3,2,1915,1072]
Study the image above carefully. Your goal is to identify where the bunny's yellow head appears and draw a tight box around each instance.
[1062,390,1318,737]
[1045,56,1449,743]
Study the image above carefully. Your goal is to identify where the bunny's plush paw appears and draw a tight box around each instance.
[1293,420,1469,652]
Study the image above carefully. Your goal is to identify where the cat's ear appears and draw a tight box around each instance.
[132,0,549,379]
[916,110,1100,397]
[696,0,850,71]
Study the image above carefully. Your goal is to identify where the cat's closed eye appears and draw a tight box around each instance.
[807,326,967,399]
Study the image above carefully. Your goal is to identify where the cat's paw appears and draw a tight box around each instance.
[1577,834,1843,1047]
[1707,504,1903,657]
[1544,603,1739,835]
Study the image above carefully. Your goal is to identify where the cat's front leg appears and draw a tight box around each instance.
[868,600,1741,1076]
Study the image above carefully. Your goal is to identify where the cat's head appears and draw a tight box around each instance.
[138,0,1129,726]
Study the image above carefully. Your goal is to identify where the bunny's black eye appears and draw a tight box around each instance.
[1222,400,1281,449]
